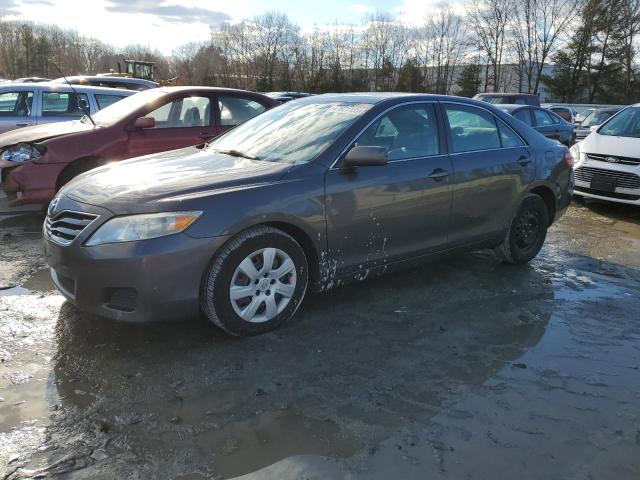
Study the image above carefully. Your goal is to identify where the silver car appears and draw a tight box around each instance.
[0,83,135,134]
[50,76,159,91]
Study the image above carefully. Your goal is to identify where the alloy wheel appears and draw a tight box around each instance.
[229,248,297,323]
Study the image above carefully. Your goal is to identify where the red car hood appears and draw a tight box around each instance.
[0,120,95,148]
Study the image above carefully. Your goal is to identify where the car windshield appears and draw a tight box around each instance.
[208,101,372,164]
[581,110,615,127]
[88,89,164,125]
[598,107,640,137]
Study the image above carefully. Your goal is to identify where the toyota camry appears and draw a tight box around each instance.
[44,93,573,336]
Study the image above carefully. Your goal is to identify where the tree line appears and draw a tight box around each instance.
[1,0,639,104]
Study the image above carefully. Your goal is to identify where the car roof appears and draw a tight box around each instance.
[476,92,538,97]
[593,107,623,113]
[292,92,432,104]
[0,82,134,95]
[153,86,280,97]
[494,104,530,112]
[52,76,159,86]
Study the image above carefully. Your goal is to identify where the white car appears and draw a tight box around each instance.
[570,104,640,205]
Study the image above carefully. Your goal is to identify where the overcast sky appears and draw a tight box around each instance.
[1,0,459,54]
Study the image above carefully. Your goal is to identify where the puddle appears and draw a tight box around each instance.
[193,411,360,479]
[0,369,60,432]
[0,269,55,296]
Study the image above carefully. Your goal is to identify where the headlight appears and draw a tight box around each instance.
[569,143,582,166]
[0,143,43,163]
[85,211,202,246]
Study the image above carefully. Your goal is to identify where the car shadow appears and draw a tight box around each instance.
[42,249,558,478]
[576,197,640,224]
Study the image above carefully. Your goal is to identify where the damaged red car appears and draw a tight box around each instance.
[0,87,278,206]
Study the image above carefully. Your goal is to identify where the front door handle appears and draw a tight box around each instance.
[517,156,532,166]
[428,168,450,180]
[199,132,211,138]
[15,122,32,127]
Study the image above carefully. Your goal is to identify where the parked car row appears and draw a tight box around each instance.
[38,94,572,335]
[1,83,634,335]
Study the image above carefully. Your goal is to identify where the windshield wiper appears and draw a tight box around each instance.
[214,149,260,160]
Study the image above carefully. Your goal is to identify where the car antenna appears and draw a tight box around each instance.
[51,62,96,127]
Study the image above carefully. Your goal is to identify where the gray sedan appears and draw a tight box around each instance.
[44,94,573,335]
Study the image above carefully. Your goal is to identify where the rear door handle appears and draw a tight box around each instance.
[428,168,450,180]
[517,156,532,166]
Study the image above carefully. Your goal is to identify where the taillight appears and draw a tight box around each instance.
[564,151,574,168]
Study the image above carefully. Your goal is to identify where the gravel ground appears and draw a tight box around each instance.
[1,199,639,479]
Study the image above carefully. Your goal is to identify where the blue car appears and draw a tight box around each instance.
[497,104,576,146]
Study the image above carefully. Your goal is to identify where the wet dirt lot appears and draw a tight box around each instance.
[1,199,639,479]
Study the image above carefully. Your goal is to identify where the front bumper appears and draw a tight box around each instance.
[43,196,230,322]
[1,162,63,206]
[573,159,640,206]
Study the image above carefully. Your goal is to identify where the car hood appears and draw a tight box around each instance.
[63,146,292,213]
[581,133,640,157]
[0,120,94,147]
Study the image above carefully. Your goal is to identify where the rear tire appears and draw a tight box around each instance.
[496,194,549,264]
[201,226,309,336]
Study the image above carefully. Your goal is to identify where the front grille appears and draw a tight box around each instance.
[107,288,138,312]
[574,166,640,190]
[586,153,640,166]
[45,210,98,246]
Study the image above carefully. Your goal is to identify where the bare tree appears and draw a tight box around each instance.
[512,0,580,94]
[468,0,514,92]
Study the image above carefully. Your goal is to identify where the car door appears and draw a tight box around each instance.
[533,108,560,141]
[0,89,35,133]
[127,94,217,158]
[443,102,534,244]
[214,94,269,138]
[324,102,452,273]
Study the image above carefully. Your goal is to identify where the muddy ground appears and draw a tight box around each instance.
[1,198,639,479]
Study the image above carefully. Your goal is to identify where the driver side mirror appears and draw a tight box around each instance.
[342,146,388,168]
[133,116,155,129]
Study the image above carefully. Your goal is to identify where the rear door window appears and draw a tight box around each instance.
[42,92,89,117]
[352,104,440,161]
[218,96,267,126]
[445,105,501,153]
[513,108,533,126]
[94,94,127,110]
[147,96,211,128]
[533,109,554,127]
[0,91,33,117]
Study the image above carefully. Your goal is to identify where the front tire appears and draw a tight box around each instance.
[496,194,549,264]
[201,226,309,336]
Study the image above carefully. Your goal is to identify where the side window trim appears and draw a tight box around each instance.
[330,101,445,169]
